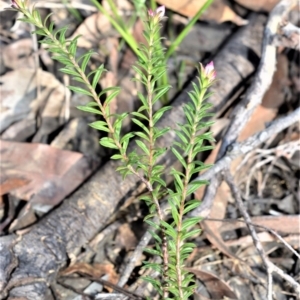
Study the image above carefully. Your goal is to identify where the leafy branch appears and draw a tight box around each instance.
[11,1,216,299]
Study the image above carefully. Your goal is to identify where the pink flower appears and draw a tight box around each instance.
[201,61,216,83]
[148,6,165,20]
[11,0,19,8]
[155,6,165,18]
[148,9,154,17]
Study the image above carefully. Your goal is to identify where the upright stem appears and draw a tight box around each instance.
[175,89,205,299]
[145,22,169,299]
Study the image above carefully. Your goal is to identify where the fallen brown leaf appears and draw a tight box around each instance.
[0,140,97,213]
[0,68,70,142]
[157,0,247,25]
[186,267,238,299]
[116,223,138,251]
[0,177,30,196]
[235,0,285,12]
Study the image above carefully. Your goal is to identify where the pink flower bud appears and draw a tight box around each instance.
[11,0,19,8]
[201,61,216,83]
[147,5,165,20]
[148,9,154,17]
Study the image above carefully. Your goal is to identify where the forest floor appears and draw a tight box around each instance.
[0,0,299,299]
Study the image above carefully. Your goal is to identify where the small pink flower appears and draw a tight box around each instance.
[155,6,165,19]
[148,5,165,20]
[148,9,154,17]
[202,61,216,82]
[11,0,19,8]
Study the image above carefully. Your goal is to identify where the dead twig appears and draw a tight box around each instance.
[195,0,298,221]
[271,21,300,49]
[58,275,144,299]
[118,201,169,289]
[218,0,297,158]
[191,106,300,217]
[225,170,300,299]
[206,217,300,259]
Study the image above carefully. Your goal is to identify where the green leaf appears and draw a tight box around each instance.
[49,21,55,33]
[182,228,201,240]
[104,88,121,106]
[99,137,118,149]
[81,51,93,73]
[192,164,212,174]
[187,181,207,196]
[152,165,164,175]
[150,176,166,187]
[77,106,102,115]
[132,65,148,82]
[43,12,54,28]
[142,275,162,289]
[68,36,79,57]
[168,200,179,226]
[143,248,161,257]
[57,27,68,44]
[89,121,110,132]
[134,131,150,142]
[32,29,47,36]
[86,101,99,107]
[131,111,149,121]
[152,106,172,125]
[181,217,201,231]
[110,154,123,160]
[135,140,149,155]
[144,219,160,230]
[92,65,105,89]
[175,132,188,146]
[72,76,86,84]
[120,132,134,152]
[68,86,93,97]
[161,220,177,240]
[59,68,78,76]
[171,147,187,168]
[32,9,42,25]
[132,118,149,134]
[153,127,170,140]
[183,200,201,214]
[153,85,171,104]
[98,86,119,99]
[52,56,73,66]
[148,230,162,244]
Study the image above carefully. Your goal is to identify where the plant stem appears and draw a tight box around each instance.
[175,88,206,299]
[145,23,169,299]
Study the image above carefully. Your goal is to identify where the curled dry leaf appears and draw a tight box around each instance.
[71,12,111,49]
[0,68,70,141]
[2,39,36,71]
